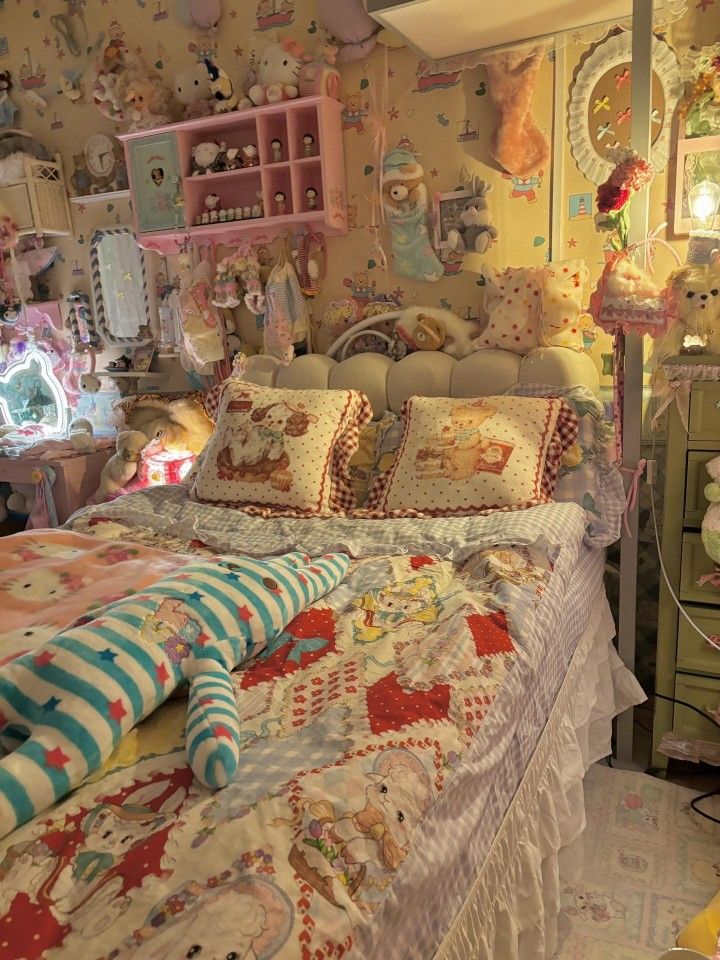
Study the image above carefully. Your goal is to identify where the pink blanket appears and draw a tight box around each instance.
[0,530,190,664]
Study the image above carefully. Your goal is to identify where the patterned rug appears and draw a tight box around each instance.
[556,764,720,959]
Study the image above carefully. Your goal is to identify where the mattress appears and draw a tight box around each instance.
[0,490,635,960]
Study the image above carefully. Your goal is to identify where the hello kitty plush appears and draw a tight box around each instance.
[240,40,301,108]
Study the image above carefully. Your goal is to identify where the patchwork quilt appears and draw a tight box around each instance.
[0,492,595,960]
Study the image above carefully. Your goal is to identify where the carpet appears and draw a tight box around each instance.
[556,764,720,960]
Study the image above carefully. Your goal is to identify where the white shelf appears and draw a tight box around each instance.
[70,190,130,205]
[102,370,165,378]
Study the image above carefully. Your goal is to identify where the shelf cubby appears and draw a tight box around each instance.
[291,158,323,215]
[288,104,320,160]
[183,169,263,225]
[263,163,293,217]
[257,112,289,165]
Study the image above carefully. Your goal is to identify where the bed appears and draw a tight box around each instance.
[0,347,644,960]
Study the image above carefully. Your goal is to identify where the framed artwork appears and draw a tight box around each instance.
[131,342,156,372]
[127,131,185,234]
[673,133,720,235]
[568,32,682,184]
[433,187,471,249]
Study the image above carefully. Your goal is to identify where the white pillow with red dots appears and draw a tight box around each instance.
[476,259,590,354]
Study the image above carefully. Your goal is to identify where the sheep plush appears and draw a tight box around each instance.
[90,430,148,503]
[702,454,720,565]
[447,178,498,255]
[395,306,480,359]
[67,417,96,454]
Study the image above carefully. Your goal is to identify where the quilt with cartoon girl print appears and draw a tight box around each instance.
[0,505,591,960]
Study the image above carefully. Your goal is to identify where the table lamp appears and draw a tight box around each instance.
[687,179,720,264]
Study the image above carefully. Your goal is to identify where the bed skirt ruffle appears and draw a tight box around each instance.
[433,593,646,960]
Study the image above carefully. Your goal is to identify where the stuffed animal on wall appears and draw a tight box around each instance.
[653,260,720,358]
[702,453,720,565]
[395,306,480,358]
[447,178,498,255]
[0,551,349,836]
[90,430,148,503]
[381,148,444,282]
[174,62,214,119]
[115,393,214,456]
[203,58,240,113]
[241,41,302,108]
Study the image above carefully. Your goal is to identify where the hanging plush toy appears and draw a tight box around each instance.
[381,147,444,282]
[702,453,720,565]
[0,551,349,836]
[446,178,498,254]
[177,255,226,369]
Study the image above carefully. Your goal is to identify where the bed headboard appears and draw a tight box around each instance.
[240,347,599,418]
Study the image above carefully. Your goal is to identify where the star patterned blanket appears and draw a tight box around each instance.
[0,493,598,960]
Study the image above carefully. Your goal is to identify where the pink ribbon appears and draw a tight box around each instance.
[620,458,646,538]
[650,379,691,433]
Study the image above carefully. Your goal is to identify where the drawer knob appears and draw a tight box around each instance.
[706,634,720,652]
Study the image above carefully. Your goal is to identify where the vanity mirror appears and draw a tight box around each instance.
[0,347,68,435]
[90,227,152,345]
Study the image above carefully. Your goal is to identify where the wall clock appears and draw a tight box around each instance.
[568,32,682,184]
[84,133,116,180]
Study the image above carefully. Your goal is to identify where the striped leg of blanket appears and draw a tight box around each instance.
[185,657,241,789]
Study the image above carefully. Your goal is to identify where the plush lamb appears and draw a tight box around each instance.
[90,430,148,503]
[447,178,498,255]
[702,454,720,565]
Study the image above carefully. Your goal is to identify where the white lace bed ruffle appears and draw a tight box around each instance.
[433,595,646,960]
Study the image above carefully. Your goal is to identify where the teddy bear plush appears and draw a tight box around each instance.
[447,178,498,255]
[702,453,720,565]
[115,393,213,456]
[0,551,350,836]
[394,306,480,358]
[90,430,148,503]
[240,41,301,108]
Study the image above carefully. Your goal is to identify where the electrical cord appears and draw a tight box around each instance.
[653,691,720,730]
[690,787,720,825]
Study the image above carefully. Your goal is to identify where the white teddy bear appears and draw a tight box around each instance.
[90,430,148,503]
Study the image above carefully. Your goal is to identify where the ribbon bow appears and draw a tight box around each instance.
[650,379,691,433]
[621,458,646,538]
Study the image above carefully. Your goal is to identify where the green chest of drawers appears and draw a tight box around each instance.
[653,369,720,767]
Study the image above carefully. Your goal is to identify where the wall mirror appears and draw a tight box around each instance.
[0,348,68,435]
[568,32,682,184]
[91,227,152,345]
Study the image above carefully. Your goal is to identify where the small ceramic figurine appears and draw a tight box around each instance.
[235,206,243,220]
[219,209,227,222]
[271,138,283,163]
[201,211,209,224]
[205,193,220,224]
[224,147,241,170]
[305,186,318,210]
[274,190,287,215]
[302,133,315,157]
[242,144,259,167]
[195,214,202,225]
[227,208,235,221]
[243,205,252,219]
[252,200,263,218]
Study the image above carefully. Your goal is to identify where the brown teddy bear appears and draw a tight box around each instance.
[416,401,501,480]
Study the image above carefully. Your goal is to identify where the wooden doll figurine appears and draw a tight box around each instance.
[302,133,315,156]
[305,186,318,210]
[274,190,287,215]
[271,138,283,162]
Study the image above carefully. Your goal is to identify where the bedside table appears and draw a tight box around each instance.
[653,358,720,767]
[0,447,112,528]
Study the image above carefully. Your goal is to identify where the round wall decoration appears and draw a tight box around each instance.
[568,31,682,184]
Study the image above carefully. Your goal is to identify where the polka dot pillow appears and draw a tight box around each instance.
[477,259,590,354]
[189,381,372,516]
[364,394,575,518]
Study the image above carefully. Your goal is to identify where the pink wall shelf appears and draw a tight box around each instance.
[118,96,348,253]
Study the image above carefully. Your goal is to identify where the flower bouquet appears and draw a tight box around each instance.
[594,147,654,250]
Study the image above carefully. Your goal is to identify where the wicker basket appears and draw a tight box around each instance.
[0,152,72,236]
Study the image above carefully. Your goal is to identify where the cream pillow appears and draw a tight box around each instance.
[477,258,590,354]
[365,394,572,517]
[190,381,372,516]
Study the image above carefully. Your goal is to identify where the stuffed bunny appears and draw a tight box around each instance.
[447,178,498,255]
[91,430,148,503]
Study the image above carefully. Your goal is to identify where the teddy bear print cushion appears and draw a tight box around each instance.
[477,258,590,354]
[365,394,575,517]
[190,381,372,516]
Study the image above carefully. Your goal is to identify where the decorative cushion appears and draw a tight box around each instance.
[190,381,372,516]
[477,259,590,354]
[365,394,577,517]
[348,411,401,507]
[506,383,625,546]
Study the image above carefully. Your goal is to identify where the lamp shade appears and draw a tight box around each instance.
[689,179,720,232]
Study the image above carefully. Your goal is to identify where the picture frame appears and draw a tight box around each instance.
[131,342,156,373]
[673,133,720,235]
[433,187,471,249]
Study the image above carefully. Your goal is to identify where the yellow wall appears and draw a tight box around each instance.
[0,0,718,385]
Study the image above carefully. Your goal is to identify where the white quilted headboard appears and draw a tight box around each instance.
[241,347,599,418]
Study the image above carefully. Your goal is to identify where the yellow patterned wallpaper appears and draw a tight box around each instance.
[0,0,717,386]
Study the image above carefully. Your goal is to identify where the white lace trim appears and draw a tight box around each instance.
[433,595,645,960]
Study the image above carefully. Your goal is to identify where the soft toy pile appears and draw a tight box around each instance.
[0,551,350,836]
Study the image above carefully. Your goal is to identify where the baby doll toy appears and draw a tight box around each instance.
[274,190,287,215]
[303,133,315,156]
[305,186,318,210]
[271,138,283,163]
